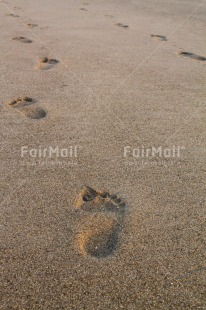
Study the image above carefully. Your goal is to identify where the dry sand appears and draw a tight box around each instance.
[0,0,206,309]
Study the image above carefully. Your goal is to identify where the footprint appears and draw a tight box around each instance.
[39,26,49,30]
[76,186,126,258]
[36,57,59,70]
[151,34,167,41]
[105,14,114,18]
[6,13,19,17]
[178,51,206,61]
[6,97,46,119]
[115,23,129,29]
[27,23,38,28]
[13,36,32,43]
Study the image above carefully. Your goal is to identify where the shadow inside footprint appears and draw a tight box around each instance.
[76,186,126,258]
[151,34,167,41]
[178,51,206,61]
[13,36,32,43]
[36,57,59,70]
[7,97,46,119]
[115,23,129,29]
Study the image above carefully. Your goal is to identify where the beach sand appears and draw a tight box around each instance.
[1,0,206,308]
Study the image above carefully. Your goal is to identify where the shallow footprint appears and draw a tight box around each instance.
[36,57,59,70]
[13,36,32,43]
[115,23,129,29]
[76,186,125,258]
[6,97,46,119]
[6,13,19,17]
[105,14,114,18]
[178,51,206,61]
[27,23,38,28]
[39,26,49,30]
[151,34,167,41]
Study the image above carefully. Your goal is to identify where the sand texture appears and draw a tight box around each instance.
[0,0,206,309]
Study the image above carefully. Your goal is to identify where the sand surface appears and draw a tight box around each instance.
[0,0,206,309]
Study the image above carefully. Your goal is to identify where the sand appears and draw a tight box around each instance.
[0,0,206,309]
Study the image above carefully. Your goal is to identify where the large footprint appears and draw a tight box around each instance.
[6,97,46,119]
[76,186,125,258]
